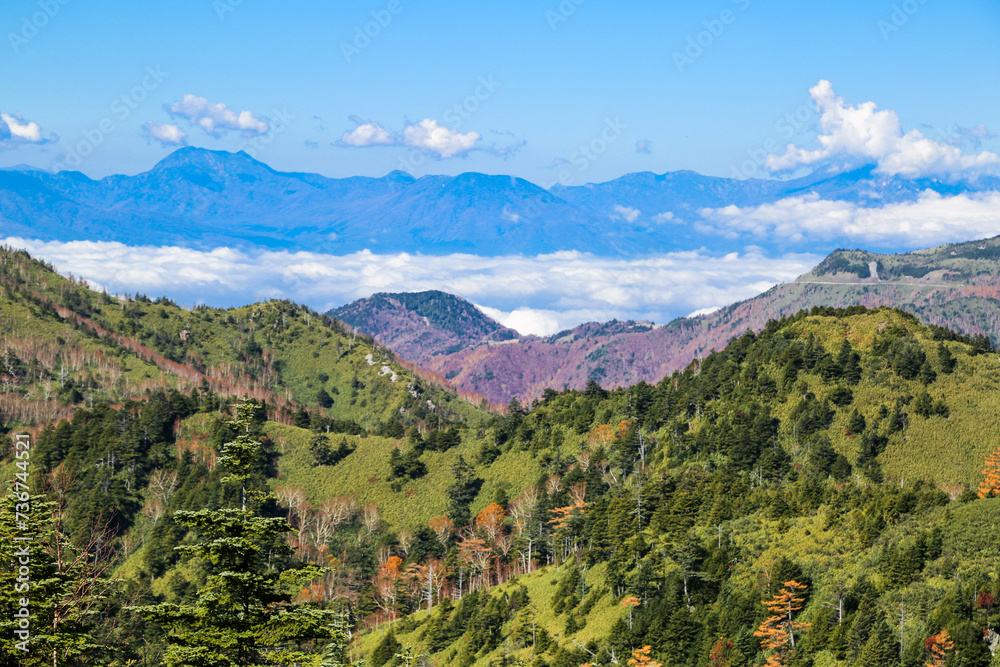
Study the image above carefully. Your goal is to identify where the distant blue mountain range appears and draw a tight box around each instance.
[2,147,997,256]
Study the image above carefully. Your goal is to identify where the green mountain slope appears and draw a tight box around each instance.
[5,246,1000,666]
[336,235,1000,406]
[0,247,487,433]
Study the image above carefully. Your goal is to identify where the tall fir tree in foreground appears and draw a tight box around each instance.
[137,399,353,666]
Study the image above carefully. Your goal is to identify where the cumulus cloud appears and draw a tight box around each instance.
[635,139,653,154]
[0,113,57,148]
[1,238,817,336]
[699,191,1000,247]
[142,121,188,147]
[339,117,482,158]
[766,80,1000,178]
[613,205,641,223]
[165,94,269,137]
[474,304,563,337]
[403,119,480,158]
[341,121,397,147]
[653,212,676,223]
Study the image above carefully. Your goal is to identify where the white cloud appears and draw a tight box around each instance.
[165,94,268,137]
[0,113,57,147]
[403,119,480,158]
[766,80,1000,178]
[635,139,653,154]
[1,237,818,334]
[653,211,675,223]
[687,306,721,318]
[341,121,396,147]
[142,121,188,147]
[474,304,563,336]
[613,205,641,223]
[699,191,1000,246]
[339,117,482,158]
[501,208,521,223]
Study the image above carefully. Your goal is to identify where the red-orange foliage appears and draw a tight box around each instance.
[978,448,1000,498]
[708,637,736,667]
[476,502,507,543]
[924,629,954,667]
[627,645,661,667]
[428,515,455,547]
[754,580,810,666]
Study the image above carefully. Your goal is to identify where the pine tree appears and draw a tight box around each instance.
[136,399,350,666]
[0,495,120,665]
[859,618,898,666]
[447,456,482,528]
[937,342,956,374]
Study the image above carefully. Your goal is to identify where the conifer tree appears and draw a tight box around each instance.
[859,617,898,666]
[754,580,810,666]
[136,399,350,666]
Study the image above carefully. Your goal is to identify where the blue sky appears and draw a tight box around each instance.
[4,0,1000,335]
[3,0,999,183]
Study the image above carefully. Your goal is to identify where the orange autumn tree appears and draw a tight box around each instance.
[924,628,954,667]
[754,580,810,666]
[620,595,641,630]
[374,555,404,619]
[476,502,507,543]
[978,448,1000,498]
[627,645,662,667]
[707,637,737,667]
[428,515,455,548]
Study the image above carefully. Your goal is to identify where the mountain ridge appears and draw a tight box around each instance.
[330,235,1000,404]
[4,147,999,258]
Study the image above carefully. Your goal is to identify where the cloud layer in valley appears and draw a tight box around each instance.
[700,191,1000,247]
[1,238,817,336]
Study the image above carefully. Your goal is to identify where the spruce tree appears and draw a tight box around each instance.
[858,618,898,666]
[136,399,350,666]
[446,456,481,528]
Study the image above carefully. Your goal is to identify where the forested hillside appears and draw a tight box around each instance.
[334,235,1000,406]
[0,246,486,432]
[3,286,1000,665]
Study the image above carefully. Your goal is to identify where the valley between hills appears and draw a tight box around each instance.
[1,241,999,666]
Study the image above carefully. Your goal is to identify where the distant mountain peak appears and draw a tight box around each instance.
[149,146,273,174]
[331,290,518,359]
